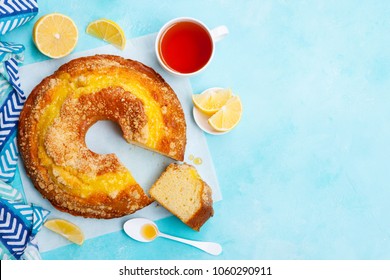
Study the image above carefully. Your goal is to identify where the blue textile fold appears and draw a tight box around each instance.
[0,0,38,35]
[0,41,26,183]
[0,180,50,260]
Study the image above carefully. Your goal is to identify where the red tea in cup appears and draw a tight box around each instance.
[158,21,213,74]
[156,17,229,76]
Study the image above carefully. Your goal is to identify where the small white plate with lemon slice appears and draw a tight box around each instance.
[193,106,227,135]
[192,87,242,135]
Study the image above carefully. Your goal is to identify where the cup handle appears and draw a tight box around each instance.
[210,25,229,42]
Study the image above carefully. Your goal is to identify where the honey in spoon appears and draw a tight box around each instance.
[141,223,158,240]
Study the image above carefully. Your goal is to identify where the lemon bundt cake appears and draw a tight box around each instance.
[149,163,213,231]
[18,55,186,219]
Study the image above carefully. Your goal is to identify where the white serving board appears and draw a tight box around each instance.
[18,34,221,252]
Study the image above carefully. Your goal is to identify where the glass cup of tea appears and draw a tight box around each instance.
[155,17,229,77]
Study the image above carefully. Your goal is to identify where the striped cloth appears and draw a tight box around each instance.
[0,0,38,35]
[0,180,50,260]
[0,41,25,183]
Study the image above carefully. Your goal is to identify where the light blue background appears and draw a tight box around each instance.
[2,0,390,259]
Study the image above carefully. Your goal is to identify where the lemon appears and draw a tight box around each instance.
[192,88,233,115]
[208,96,243,132]
[33,13,78,59]
[86,18,126,50]
[44,219,84,245]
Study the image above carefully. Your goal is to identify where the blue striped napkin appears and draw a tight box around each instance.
[0,0,38,35]
[0,42,26,183]
[0,180,50,260]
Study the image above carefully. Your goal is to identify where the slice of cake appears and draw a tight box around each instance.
[149,163,214,231]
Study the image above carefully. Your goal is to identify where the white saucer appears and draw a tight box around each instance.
[192,106,228,135]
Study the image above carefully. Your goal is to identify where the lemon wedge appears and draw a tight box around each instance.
[208,96,243,132]
[86,18,126,50]
[44,219,84,245]
[33,13,78,59]
[192,88,233,115]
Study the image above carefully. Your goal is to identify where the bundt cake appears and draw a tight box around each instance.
[149,163,213,231]
[18,55,186,219]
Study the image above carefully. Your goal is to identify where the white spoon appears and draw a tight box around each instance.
[123,218,222,256]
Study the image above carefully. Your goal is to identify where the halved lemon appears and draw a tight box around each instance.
[192,88,233,115]
[44,219,84,245]
[208,96,243,132]
[86,19,126,50]
[33,13,78,59]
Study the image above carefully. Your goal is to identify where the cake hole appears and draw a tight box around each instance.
[85,120,125,155]
[84,120,171,190]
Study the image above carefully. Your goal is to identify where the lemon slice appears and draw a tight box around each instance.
[33,13,78,59]
[44,219,84,245]
[208,96,243,132]
[192,88,233,115]
[86,19,126,50]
